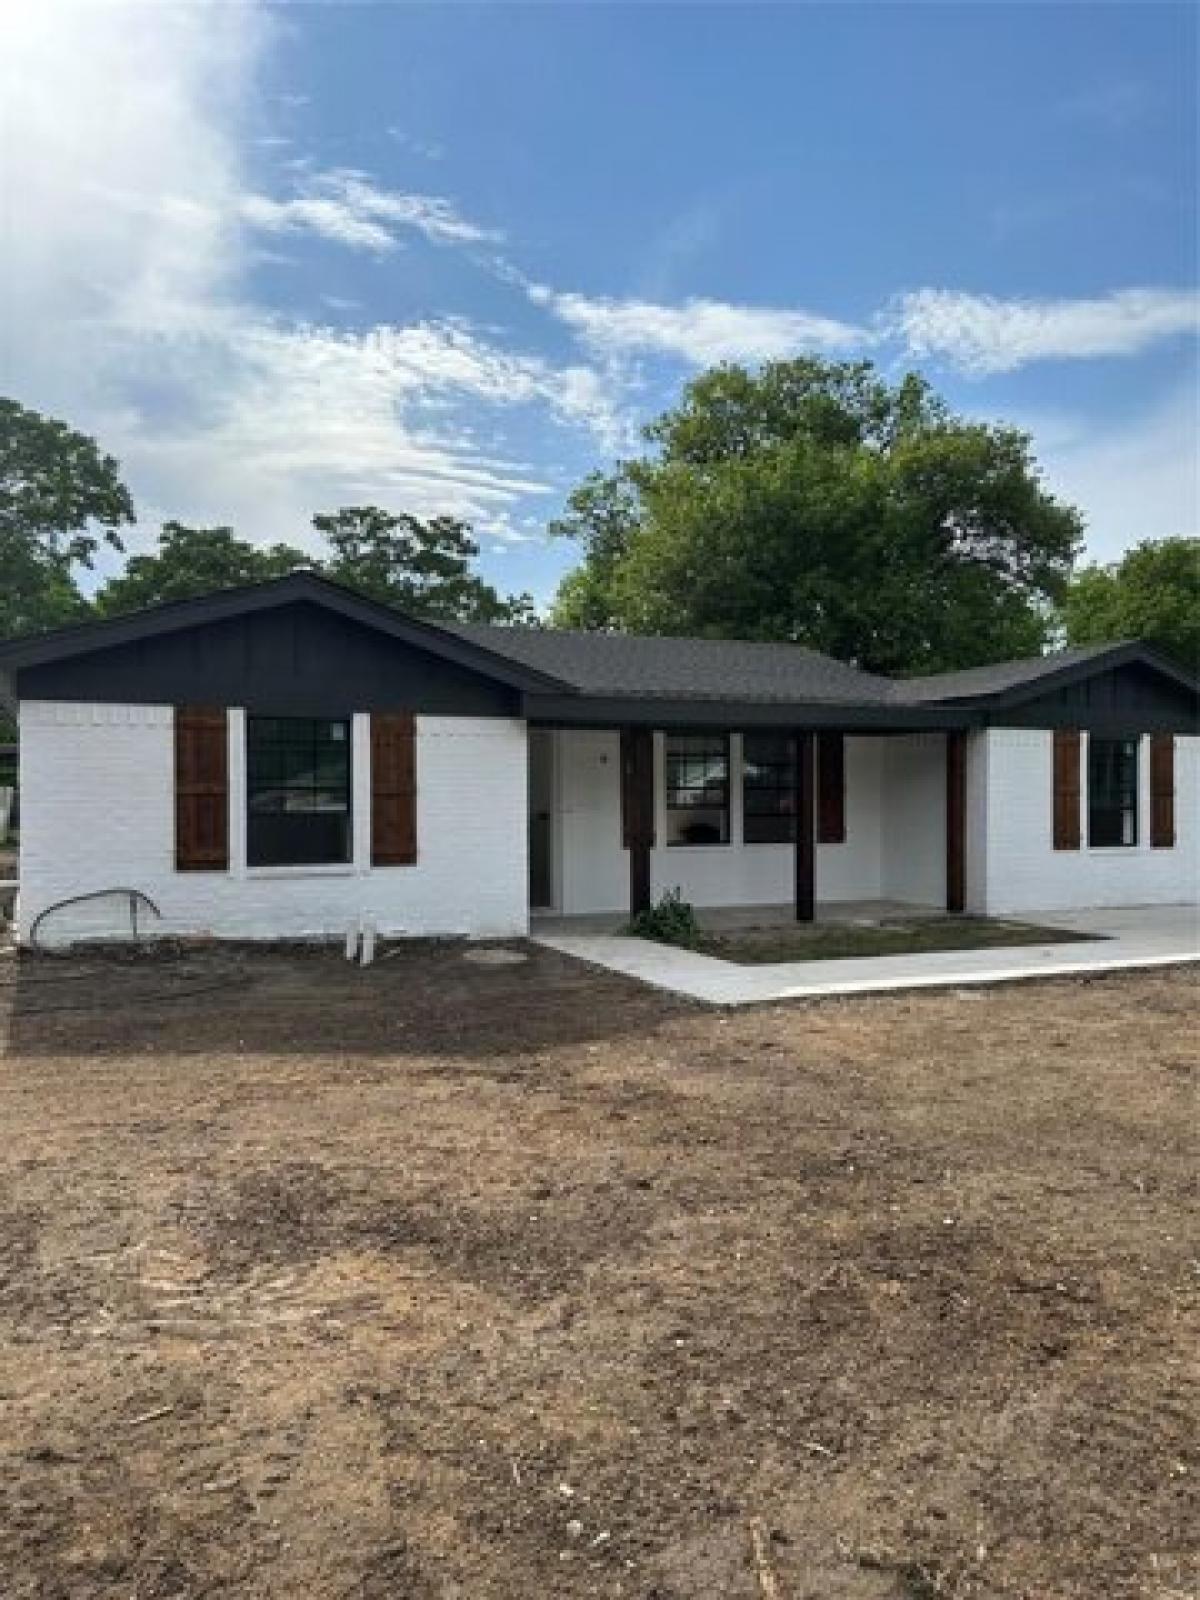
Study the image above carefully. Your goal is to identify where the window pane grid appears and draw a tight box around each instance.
[247,716,352,866]
[666,734,729,846]
[1088,736,1138,848]
[743,734,796,844]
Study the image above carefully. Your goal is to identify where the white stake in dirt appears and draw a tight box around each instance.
[360,922,377,967]
[344,921,360,963]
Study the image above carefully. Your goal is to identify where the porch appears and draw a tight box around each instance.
[527,726,970,923]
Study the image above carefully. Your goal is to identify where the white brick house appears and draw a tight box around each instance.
[1,573,1196,945]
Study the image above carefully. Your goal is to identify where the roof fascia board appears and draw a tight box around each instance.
[523,693,977,730]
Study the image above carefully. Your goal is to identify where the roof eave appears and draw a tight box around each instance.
[0,574,574,697]
[522,690,976,730]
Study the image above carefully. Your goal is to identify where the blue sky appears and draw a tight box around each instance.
[6,1,1197,607]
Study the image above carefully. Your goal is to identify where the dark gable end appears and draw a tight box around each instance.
[895,642,1198,737]
[986,658,1198,736]
[10,598,536,717]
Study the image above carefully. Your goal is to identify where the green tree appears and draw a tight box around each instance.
[1061,537,1200,671]
[0,397,135,636]
[551,359,1081,673]
[96,522,311,616]
[315,506,536,623]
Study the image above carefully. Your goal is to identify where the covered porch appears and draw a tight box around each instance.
[526,724,971,925]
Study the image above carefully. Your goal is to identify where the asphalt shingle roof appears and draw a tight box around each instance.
[888,642,1132,702]
[445,624,1168,708]
[443,623,898,705]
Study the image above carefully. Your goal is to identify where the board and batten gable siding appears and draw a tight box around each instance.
[986,658,1197,734]
[16,601,524,719]
[16,702,527,945]
[974,728,1199,914]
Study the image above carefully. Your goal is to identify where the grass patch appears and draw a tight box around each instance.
[698,915,1102,965]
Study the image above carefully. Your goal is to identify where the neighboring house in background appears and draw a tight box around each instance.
[0,572,1196,945]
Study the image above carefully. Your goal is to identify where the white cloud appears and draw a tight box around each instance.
[528,284,868,365]
[1019,385,1199,564]
[1,1,612,555]
[240,169,500,253]
[889,288,1200,374]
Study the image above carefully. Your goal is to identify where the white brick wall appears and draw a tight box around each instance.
[977,728,1199,913]
[17,702,528,945]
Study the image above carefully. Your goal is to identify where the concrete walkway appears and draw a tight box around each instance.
[534,904,1199,1005]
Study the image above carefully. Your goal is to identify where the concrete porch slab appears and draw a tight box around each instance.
[533,904,1199,1006]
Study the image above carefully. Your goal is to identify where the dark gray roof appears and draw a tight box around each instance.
[890,642,1130,703]
[443,622,896,705]
[1,573,1194,721]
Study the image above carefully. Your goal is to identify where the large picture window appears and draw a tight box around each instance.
[665,733,729,846]
[1088,736,1138,848]
[743,734,795,843]
[247,716,352,867]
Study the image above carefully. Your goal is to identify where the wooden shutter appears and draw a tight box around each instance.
[371,712,417,866]
[175,707,228,871]
[816,732,846,844]
[1150,735,1175,848]
[1052,728,1081,851]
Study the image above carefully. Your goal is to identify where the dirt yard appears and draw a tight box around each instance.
[1,943,1196,1600]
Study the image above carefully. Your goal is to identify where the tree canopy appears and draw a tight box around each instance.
[1,398,135,637]
[1061,537,1199,671]
[1,398,535,637]
[90,506,534,624]
[97,523,311,616]
[552,358,1083,674]
[315,507,535,623]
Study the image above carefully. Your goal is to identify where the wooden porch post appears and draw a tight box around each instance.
[795,730,815,922]
[621,727,654,916]
[946,730,967,913]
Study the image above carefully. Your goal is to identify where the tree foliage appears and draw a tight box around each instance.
[551,359,1083,673]
[1061,537,1199,670]
[0,397,535,638]
[315,506,535,623]
[1,398,135,636]
[97,522,312,615]
[93,507,534,624]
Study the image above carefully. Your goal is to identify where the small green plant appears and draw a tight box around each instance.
[628,888,701,949]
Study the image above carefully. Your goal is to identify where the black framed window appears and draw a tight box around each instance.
[1088,736,1138,848]
[247,716,352,867]
[743,734,796,844]
[665,733,729,846]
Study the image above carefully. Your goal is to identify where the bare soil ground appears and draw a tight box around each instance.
[0,942,1196,1600]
